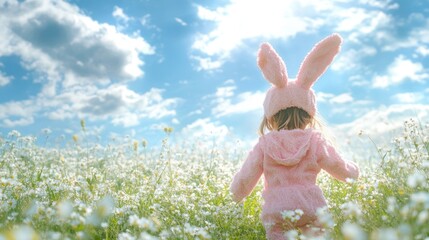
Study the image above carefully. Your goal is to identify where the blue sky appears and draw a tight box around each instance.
[0,0,428,149]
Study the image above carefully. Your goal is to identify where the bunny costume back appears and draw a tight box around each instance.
[230,34,359,240]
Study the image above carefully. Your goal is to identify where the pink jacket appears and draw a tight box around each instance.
[230,129,359,225]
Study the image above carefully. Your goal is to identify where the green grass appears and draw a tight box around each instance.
[0,119,428,239]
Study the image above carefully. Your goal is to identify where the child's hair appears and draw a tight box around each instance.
[259,107,321,135]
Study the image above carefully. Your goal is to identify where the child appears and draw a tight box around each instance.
[230,34,359,240]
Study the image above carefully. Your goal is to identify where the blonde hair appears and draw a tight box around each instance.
[258,107,322,136]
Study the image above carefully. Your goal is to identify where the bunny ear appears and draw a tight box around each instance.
[296,34,342,89]
[257,42,288,88]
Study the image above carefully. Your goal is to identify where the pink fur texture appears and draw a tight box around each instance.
[257,43,288,88]
[230,129,359,239]
[257,34,342,118]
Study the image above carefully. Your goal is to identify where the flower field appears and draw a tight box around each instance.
[0,119,428,239]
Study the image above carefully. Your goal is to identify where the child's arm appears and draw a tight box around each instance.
[317,135,359,182]
[230,142,263,202]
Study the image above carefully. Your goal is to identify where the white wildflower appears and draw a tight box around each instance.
[417,211,428,225]
[281,209,303,223]
[284,230,299,239]
[407,172,426,188]
[345,178,355,183]
[97,195,115,217]
[101,222,108,228]
[139,232,159,240]
[57,200,73,219]
[47,231,62,240]
[387,197,397,213]
[128,215,156,231]
[397,224,412,239]
[316,207,334,228]
[118,232,136,240]
[341,222,366,240]
[8,130,21,138]
[341,202,362,218]
[183,223,211,239]
[410,192,429,207]
[11,225,39,240]
[372,228,399,240]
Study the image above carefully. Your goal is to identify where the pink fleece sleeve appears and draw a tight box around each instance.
[317,135,359,182]
[230,142,263,202]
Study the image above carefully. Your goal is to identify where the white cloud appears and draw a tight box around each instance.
[372,55,428,88]
[331,47,377,72]
[332,104,429,159]
[191,0,404,71]
[347,75,371,86]
[113,6,131,22]
[0,84,179,128]
[211,84,265,117]
[316,92,335,103]
[175,18,187,26]
[0,99,38,127]
[317,92,354,104]
[187,109,203,117]
[393,92,424,104]
[191,55,223,71]
[140,14,160,31]
[358,0,399,10]
[416,46,429,57]
[215,86,236,98]
[0,0,154,95]
[378,18,429,52]
[192,0,334,70]
[0,0,177,128]
[181,118,230,142]
[47,85,179,126]
[330,93,354,104]
[3,117,34,128]
[0,71,11,86]
[335,8,391,36]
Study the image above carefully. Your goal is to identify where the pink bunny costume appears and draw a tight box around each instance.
[230,34,359,240]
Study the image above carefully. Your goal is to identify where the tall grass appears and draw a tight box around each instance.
[0,119,428,239]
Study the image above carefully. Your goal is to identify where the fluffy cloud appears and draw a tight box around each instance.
[331,47,377,73]
[0,85,179,128]
[416,46,429,57]
[335,7,392,36]
[191,0,402,71]
[358,0,399,9]
[379,18,429,52]
[393,92,425,104]
[330,93,354,104]
[181,118,230,142]
[113,6,131,22]
[192,0,334,70]
[0,71,11,87]
[372,55,428,88]
[0,0,154,95]
[174,18,187,26]
[317,92,354,104]
[210,84,265,117]
[47,85,178,125]
[0,0,180,128]
[0,100,37,127]
[332,104,429,159]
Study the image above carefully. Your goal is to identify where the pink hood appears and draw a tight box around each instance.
[261,129,313,166]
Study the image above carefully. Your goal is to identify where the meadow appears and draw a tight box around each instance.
[0,119,428,240]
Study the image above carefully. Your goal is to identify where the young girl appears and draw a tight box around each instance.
[230,34,359,240]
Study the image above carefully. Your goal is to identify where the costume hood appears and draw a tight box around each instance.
[257,34,342,118]
[261,130,313,166]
